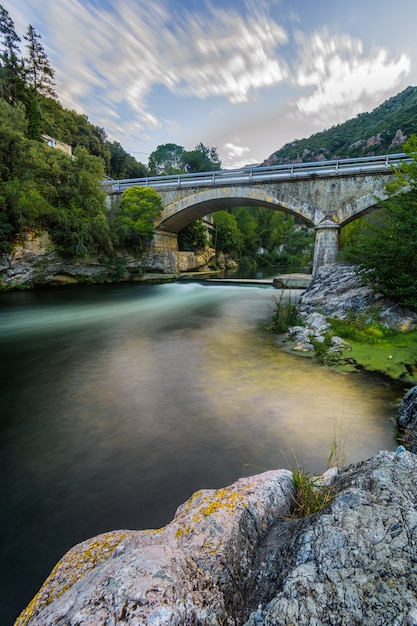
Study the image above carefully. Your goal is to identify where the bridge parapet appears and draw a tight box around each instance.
[103,153,409,194]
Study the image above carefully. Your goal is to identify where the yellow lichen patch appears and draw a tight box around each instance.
[14,529,134,626]
[198,488,247,519]
[175,526,191,539]
[177,489,207,514]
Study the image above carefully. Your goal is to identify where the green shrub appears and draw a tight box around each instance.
[268,293,302,333]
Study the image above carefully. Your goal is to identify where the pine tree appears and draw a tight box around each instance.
[23,24,56,138]
[0,4,24,103]
[24,24,56,98]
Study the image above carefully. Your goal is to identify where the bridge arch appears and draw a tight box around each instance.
[336,192,387,227]
[157,186,316,233]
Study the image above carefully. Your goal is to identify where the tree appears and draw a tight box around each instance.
[114,186,163,253]
[148,141,221,175]
[109,141,148,179]
[178,219,209,251]
[182,142,221,173]
[342,136,417,309]
[255,209,295,253]
[0,4,24,104]
[24,24,56,139]
[212,211,243,254]
[342,191,417,309]
[24,25,56,98]
[148,143,185,175]
[233,207,260,255]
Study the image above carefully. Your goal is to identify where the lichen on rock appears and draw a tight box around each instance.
[15,449,417,626]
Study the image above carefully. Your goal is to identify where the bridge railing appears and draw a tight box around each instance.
[102,153,411,192]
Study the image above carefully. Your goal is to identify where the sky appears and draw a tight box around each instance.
[9,0,417,168]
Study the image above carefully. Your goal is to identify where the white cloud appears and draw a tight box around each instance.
[32,0,290,136]
[222,142,259,168]
[13,1,415,166]
[167,6,289,103]
[291,29,411,126]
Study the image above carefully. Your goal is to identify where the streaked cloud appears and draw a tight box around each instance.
[222,142,259,168]
[291,29,411,126]
[12,0,417,165]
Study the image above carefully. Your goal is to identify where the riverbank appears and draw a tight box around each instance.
[281,264,417,384]
[0,230,234,290]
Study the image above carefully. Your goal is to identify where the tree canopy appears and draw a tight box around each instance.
[342,136,417,309]
[148,142,221,175]
[114,186,163,254]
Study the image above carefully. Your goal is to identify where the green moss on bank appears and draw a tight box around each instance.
[328,319,417,383]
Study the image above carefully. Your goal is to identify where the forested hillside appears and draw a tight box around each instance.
[264,86,417,165]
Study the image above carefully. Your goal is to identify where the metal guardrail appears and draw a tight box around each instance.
[102,153,411,192]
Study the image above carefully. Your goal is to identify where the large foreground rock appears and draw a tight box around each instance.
[16,449,417,625]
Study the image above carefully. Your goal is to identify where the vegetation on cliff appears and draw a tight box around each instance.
[264,85,417,165]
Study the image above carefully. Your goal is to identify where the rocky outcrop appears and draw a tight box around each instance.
[0,232,217,288]
[391,128,408,148]
[398,386,417,453]
[15,449,417,626]
[299,264,417,331]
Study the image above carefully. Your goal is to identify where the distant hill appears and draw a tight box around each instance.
[263,85,417,165]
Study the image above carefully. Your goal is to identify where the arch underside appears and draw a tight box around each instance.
[337,194,386,227]
[157,186,388,233]
[158,188,316,233]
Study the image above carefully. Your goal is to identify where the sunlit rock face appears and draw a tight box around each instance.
[15,470,294,625]
[16,449,417,626]
[299,264,417,330]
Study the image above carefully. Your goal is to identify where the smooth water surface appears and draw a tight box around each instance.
[0,282,404,623]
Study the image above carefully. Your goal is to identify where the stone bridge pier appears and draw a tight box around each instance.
[313,220,341,275]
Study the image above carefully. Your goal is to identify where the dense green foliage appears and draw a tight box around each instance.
[211,211,244,254]
[148,141,221,175]
[0,97,114,256]
[266,86,417,164]
[208,205,314,269]
[114,187,163,253]
[178,219,208,251]
[342,193,417,309]
[341,137,417,310]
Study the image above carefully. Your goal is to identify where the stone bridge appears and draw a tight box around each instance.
[104,154,409,274]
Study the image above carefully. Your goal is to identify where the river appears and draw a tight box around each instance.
[0,281,404,624]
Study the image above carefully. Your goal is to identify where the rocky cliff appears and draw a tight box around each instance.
[0,231,219,289]
[15,446,417,626]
